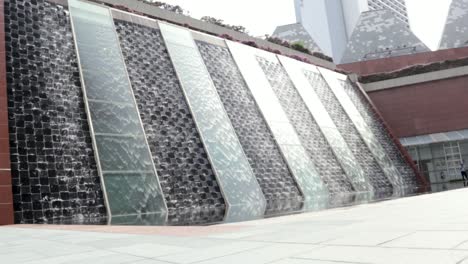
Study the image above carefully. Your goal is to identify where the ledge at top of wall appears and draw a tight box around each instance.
[358,56,468,84]
[83,0,336,70]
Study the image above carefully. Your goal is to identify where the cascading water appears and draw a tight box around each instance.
[341,81,420,189]
[256,57,358,199]
[5,0,106,223]
[303,70,394,198]
[3,0,426,225]
[114,21,226,225]
[196,41,304,215]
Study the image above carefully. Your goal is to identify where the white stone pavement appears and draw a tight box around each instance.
[2,187,468,264]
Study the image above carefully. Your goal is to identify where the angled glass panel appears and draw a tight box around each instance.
[268,122,302,146]
[104,173,166,221]
[278,56,371,194]
[318,67,405,195]
[88,101,141,135]
[69,0,167,218]
[227,41,328,210]
[196,41,303,216]
[280,145,329,210]
[159,23,266,222]
[94,135,155,172]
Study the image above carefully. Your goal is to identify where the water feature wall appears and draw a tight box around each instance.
[4,0,106,223]
[114,20,226,225]
[3,0,425,224]
[196,41,304,216]
[319,69,407,195]
[277,56,371,202]
[340,81,419,187]
[255,55,370,200]
[69,0,168,224]
[302,69,394,197]
[227,41,329,210]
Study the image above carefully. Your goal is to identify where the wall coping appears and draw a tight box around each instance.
[85,0,336,70]
[360,65,468,92]
[338,46,468,75]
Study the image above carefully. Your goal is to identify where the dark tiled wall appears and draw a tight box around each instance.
[5,0,106,223]
[197,41,304,215]
[255,57,356,196]
[342,81,418,187]
[114,21,226,225]
[303,70,393,196]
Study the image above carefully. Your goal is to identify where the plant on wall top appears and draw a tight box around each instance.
[265,36,333,62]
[358,56,468,83]
[201,16,248,34]
[130,0,332,63]
[140,0,188,15]
[265,35,291,48]
[290,42,311,55]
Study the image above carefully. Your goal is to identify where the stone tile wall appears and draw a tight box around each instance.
[5,0,106,223]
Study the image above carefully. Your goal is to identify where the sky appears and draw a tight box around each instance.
[406,0,452,50]
[161,0,452,50]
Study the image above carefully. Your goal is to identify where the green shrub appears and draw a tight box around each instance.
[290,42,311,55]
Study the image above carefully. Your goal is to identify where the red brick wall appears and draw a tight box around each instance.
[368,75,468,138]
[0,0,14,225]
[339,47,468,76]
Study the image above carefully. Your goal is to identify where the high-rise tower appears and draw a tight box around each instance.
[294,0,409,62]
[368,0,409,25]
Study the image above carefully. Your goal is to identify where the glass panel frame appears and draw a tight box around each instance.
[277,55,372,194]
[69,0,167,220]
[159,23,266,222]
[226,40,329,210]
[318,67,405,195]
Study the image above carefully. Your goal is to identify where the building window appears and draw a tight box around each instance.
[407,140,468,184]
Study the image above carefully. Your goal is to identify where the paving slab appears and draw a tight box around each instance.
[20,251,146,264]
[323,231,412,246]
[156,241,270,263]
[1,188,468,264]
[188,244,322,264]
[295,245,468,264]
[270,259,372,264]
[383,231,468,249]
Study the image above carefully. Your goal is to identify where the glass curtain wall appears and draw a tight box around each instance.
[407,140,468,184]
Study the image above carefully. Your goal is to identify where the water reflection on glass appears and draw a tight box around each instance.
[227,41,329,211]
[318,67,405,195]
[159,23,266,222]
[278,56,372,195]
[69,0,167,219]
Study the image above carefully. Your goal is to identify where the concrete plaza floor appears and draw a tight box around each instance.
[2,187,468,264]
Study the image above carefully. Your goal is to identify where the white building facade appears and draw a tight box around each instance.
[368,0,409,24]
[294,0,409,62]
